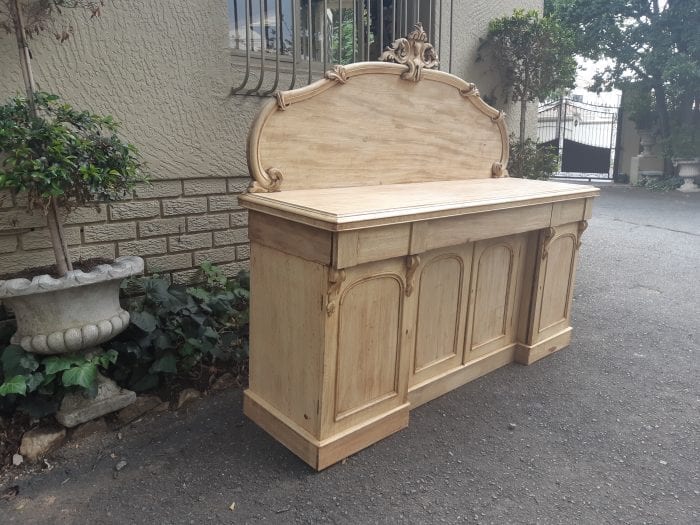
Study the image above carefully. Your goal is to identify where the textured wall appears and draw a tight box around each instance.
[444,0,542,137]
[0,0,542,282]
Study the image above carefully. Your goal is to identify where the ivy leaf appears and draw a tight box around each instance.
[131,311,157,332]
[1,345,31,377]
[149,354,178,374]
[62,363,97,390]
[91,349,118,369]
[19,354,40,373]
[0,375,27,396]
[25,372,45,392]
[44,354,84,375]
[187,287,210,301]
[202,326,219,340]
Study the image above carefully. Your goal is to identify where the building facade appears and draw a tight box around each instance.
[0,0,540,283]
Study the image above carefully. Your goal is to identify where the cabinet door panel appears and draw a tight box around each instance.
[528,222,582,343]
[335,274,403,420]
[539,235,576,330]
[466,235,525,360]
[409,245,472,388]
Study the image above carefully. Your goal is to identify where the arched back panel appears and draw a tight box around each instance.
[247,63,509,192]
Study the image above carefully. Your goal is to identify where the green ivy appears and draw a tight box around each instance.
[108,264,250,392]
[0,344,117,417]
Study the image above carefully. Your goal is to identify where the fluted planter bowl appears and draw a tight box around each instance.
[0,256,144,354]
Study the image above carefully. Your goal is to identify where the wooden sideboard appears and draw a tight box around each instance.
[238,36,599,470]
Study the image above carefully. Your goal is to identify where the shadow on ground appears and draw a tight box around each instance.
[1,185,699,524]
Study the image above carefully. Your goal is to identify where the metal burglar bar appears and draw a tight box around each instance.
[228,0,453,95]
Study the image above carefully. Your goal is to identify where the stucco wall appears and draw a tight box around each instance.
[0,0,541,282]
[442,0,542,138]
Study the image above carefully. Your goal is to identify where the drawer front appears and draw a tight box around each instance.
[411,204,551,254]
[334,224,411,269]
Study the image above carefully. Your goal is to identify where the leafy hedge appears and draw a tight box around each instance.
[0,263,250,417]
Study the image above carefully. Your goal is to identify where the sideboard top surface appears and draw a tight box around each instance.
[239,178,599,231]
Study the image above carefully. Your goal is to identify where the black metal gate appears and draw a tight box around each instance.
[537,98,619,181]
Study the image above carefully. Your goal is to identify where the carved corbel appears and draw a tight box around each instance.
[379,23,439,82]
[247,167,284,193]
[541,227,557,260]
[576,220,589,249]
[325,65,348,84]
[405,255,421,297]
[326,269,346,317]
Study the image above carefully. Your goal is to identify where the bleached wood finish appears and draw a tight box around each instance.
[247,63,508,193]
[241,60,598,470]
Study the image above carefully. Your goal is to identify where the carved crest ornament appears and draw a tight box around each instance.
[379,23,439,81]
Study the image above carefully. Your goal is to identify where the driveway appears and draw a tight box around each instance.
[1,184,699,524]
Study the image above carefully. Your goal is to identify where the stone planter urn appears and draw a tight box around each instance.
[638,130,656,157]
[673,158,700,192]
[0,256,144,427]
[0,256,144,353]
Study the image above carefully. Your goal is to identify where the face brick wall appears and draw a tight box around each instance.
[0,178,249,284]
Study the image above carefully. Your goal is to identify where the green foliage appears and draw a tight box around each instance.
[480,9,577,132]
[637,175,683,192]
[622,83,658,131]
[329,8,373,65]
[0,342,117,417]
[552,0,699,170]
[507,136,558,180]
[0,92,145,212]
[108,264,250,392]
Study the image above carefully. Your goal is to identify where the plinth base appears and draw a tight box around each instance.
[243,391,409,471]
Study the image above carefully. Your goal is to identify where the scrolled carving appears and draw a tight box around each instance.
[491,162,508,178]
[247,167,284,193]
[541,227,557,260]
[379,22,438,82]
[405,255,421,297]
[326,269,346,316]
[491,110,505,123]
[275,91,290,111]
[576,220,589,249]
[325,65,348,84]
[459,83,479,97]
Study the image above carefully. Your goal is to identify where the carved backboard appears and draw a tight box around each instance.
[247,62,509,193]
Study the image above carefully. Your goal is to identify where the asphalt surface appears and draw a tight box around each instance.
[1,184,699,524]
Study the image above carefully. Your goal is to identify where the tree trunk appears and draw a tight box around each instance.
[652,81,674,177]
[519,98,528,146]
[11,0,73,275]
[46,200,73,276]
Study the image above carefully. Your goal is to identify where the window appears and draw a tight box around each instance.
[228,0,451,94]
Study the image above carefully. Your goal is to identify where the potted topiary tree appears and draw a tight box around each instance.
[0,92,145,354]
[1,0,146,356]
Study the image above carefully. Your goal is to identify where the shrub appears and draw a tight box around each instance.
[507,136,558,180]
